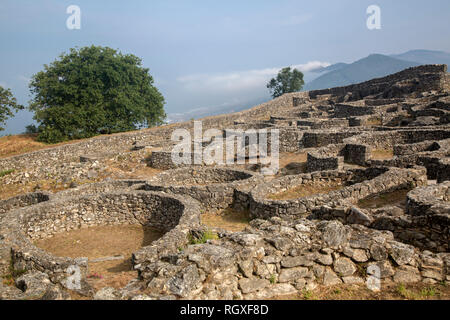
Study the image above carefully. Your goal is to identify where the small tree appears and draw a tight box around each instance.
[0,86,23,131]
[29,46,166,143]
[267,67,305,98]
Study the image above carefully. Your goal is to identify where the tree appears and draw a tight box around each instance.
[267,67,305,98]
[0,86,23,132]
[29,46,166,143]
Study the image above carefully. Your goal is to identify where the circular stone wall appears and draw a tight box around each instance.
[1,190,201,289]
[56,179,147,198]
[0,192,51,215]
[249,167,427,218]
[143,167,263,211]
[0,180,146,216]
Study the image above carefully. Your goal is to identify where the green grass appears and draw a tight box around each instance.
[2,260,27,286]
[420,286,438,298]
[396,284,415,299]
[188,230,219,245]
[270,274,277,284]
[396,284,440,300]
[0,169,15,178]
[302,289,314,300]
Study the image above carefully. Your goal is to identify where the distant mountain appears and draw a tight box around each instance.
[390,49,450,67]
[310,62,348,74]
[304,54,420,91]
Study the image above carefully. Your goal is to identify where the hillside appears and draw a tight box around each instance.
[304,54,420,91]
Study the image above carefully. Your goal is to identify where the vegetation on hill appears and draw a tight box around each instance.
[267,67,305,98]
[0,86,23,132]
[28,45,166,143]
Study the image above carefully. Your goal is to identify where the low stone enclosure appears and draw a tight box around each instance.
[0,65,449,300]
[248,167,427,219]
[1,190,201,293]
[142,167,263,211]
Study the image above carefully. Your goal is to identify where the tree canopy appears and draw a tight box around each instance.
[29,46,166,143]
[0,86,23,132]
[267,67,305,98]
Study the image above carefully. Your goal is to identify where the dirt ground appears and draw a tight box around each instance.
[371,149,394,160]
[201,208,251,232]
[34,224,164,291]
[278,152,308,175]
[358,188,410,209]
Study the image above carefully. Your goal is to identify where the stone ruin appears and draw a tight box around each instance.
[0,64,449,300]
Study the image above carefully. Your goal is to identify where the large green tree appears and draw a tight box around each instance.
[267,67,305,98]
[0,86,23,132]
[29,46,166,143]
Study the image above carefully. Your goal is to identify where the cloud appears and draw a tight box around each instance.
[177,61,330,93]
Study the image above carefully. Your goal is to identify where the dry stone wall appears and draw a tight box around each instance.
[248,167,427,219]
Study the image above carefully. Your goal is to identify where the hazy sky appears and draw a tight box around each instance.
[1,0,450,135]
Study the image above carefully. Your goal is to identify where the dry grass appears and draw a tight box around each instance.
[371,149,394,160]
[278,152,308,176]
[34,224,164,291]
[0,134,90,159]
[0,174,110,200]
[358,188,410,209]
[103,152,162,180]
[279,152,308,169]
[366,117,382,126]
[0,134,46,158]
[273,282,450,300]
[201,208,251,232]
[268,181,344,201]
[0,179,65,200]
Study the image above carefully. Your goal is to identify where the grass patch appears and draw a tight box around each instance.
[396,284,411,299]
[188,230,219,245]
[396,284,441,300]
[0,169,15,178]
[302,289,315,300]
[420,286,439,298]
[269,274,277,284]
[2,260,27,286]
[356,264,368,278]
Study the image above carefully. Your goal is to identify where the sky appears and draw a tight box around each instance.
[1,0,450,135]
